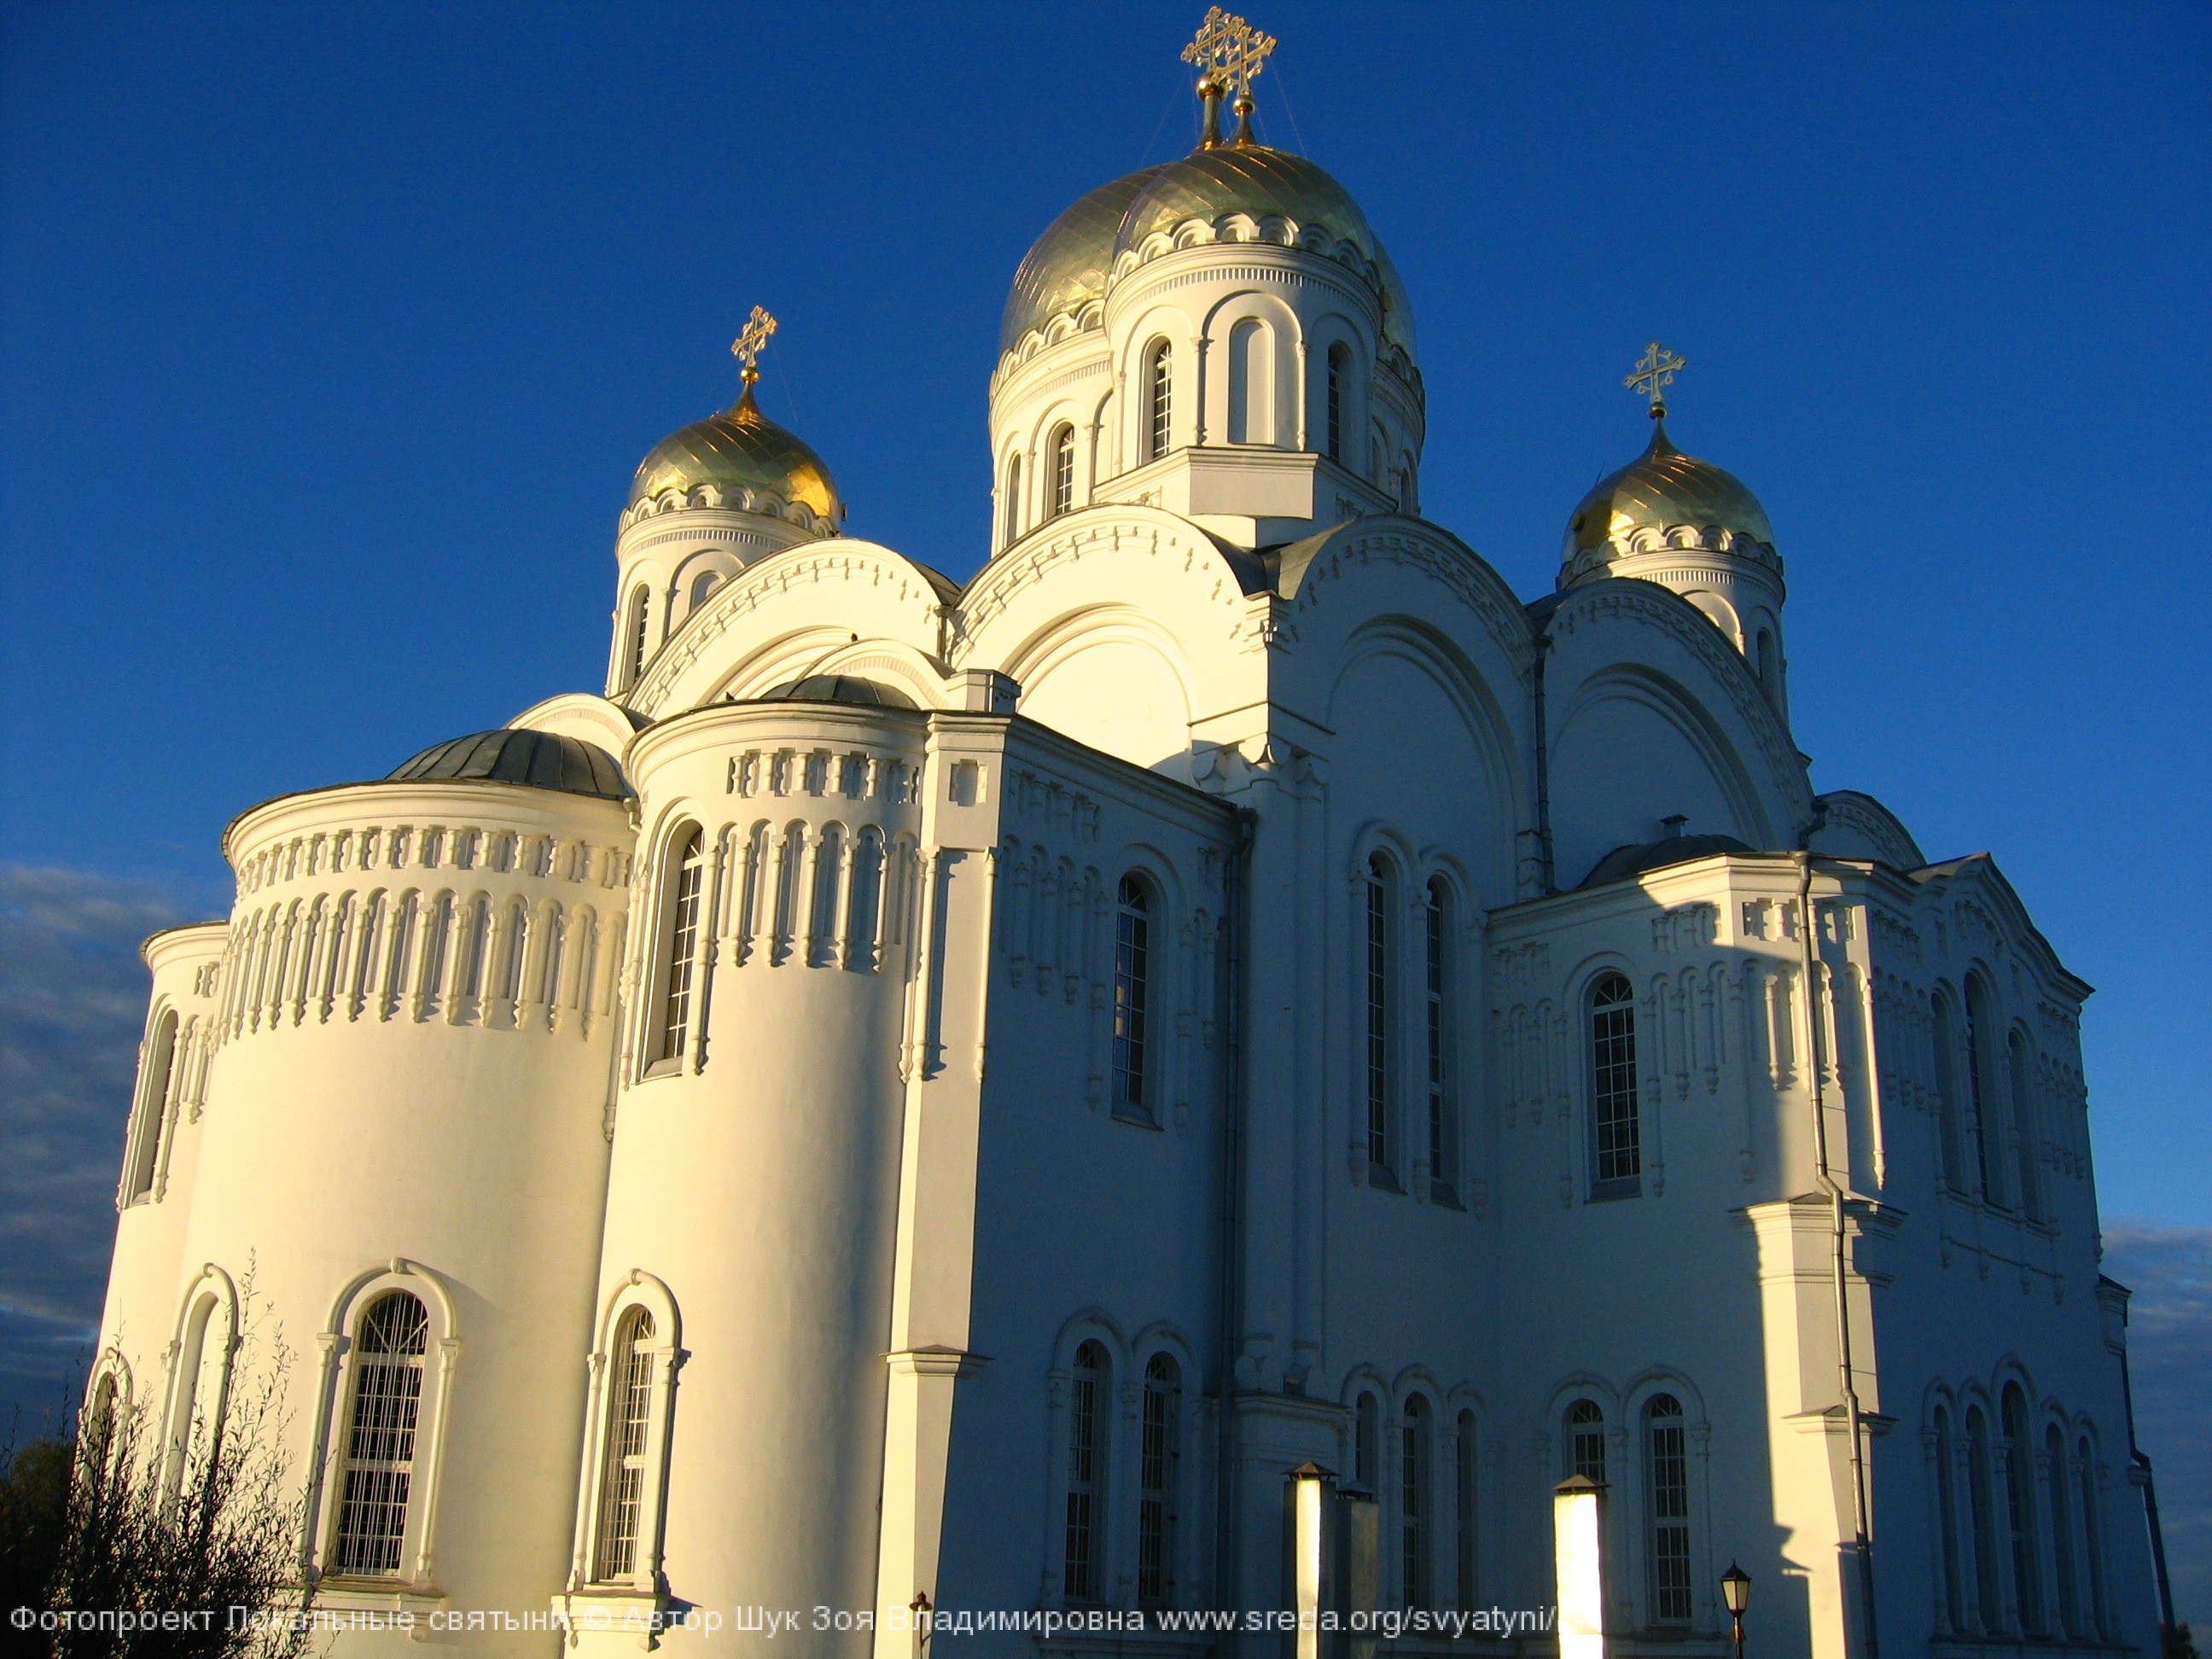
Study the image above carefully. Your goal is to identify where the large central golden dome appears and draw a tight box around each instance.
[999,166,1167,356]
[629,384,843,523]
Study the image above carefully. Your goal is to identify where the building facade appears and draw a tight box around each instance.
[91,26,2157,1659]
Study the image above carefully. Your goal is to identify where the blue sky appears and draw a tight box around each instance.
[1,0,2206,1609]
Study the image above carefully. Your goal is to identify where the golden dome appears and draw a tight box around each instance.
[1114,143,1416,358]
[1000,165,1168,355]
[1563,419,1773,569]
[629,384,843,523]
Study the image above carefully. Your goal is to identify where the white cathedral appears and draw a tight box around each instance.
[91,17,2159,1659]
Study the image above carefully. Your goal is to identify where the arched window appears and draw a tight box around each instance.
[594,1307,656,1582]
[1590,973,1641,1198]
[1138,1353,1181,1605]
[1354,1390,1381,1490]
[124,1010,179,1202]
[82,1371,119,1481]
[1227,317,1271,445]
[1050,423,1075,518]
[1371,419,1388,487]
[1365,854,1396,1180]
[2044,1423,2078,1635]
[1565,1400,1605,1484]
[1755,629,1778,697]
[1453,1408,1477,1610]
[650,826,706,1070]
[1644,1394,1692,1624]
[623,585,651,690]
[1325,344,1349,462]
[330,1290,429,1578]
[1401,1395,1431,1610]
[1965,977,1999,1204]
[1424,879,1455,1199]
[1966,1407,2001,1628]
[2008,1030,2040,1220]
[1063,1341,1109,1600]
[1932,991,1966,1195]
[2000,1384,2042,1633]
[1935,1406,1965,1630]
[690,570,720,611]
[1146,341,1173,460]
[1113,876,1152,1119]
[2076,1436,2106,1634]
[1003,451,1023,544]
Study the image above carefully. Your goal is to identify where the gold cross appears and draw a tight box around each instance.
[1182,7,1275,96]
[1626,340,1686,417]
[731,305,778,385]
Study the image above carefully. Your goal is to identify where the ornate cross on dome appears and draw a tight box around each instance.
[1182,7,1276,147]
[731,305,778,387]
[1626,341,1687,418]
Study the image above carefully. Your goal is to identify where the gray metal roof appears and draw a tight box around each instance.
[387,729,631,800]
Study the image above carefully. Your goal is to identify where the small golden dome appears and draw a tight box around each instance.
[1114,143,1416,358]
[1000,165,1169,356]
[629,384,843,524]
[1563,419,1773,568]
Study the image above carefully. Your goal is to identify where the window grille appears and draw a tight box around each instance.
[1454,1410,1477,1610]
[1566,1400,1605,1484]
[2001,1386,2042,1633]
[656,829,705,1063]
[2045,1424,2078,1634]
[1590,974,1641,1193]
[1365,857,1393,1175]
[1114,877,1150,1115]
[331,1292,429,1578]
[1051,426,1075,518]
[1148,344,1173,460]
[1645,1395,1691,1623]
[2077,1438,2105,1634]
[1936,1407,1964,1628]
[1402,1396,1430,1610]
[594,1309,655,1581]
[1326,346,1347,461]
[626,586,650,688]
[1063,1342,1108,1600]
[1967,1410,2001,1627]
[1138,1354,1180,1604]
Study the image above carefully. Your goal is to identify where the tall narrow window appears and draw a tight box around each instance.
[655,828,705,1067]
[1424,880,1452,1198]
[1590,973,1641,1196]
[2045,1424,2079,1635]
[1967,1409,2001,1628]
[1113,876,1151,1116]
[1147,341,1173,460]
[2077,1438,2105,1634]
[1051,424,1075,518]
[331,1291,429,1578]
[1003,452,1022,545]
[1326,345,1348,462]
[1371,420,1388,487]
[1138,1354,1181,1604]
[1933,992,1965,1195]
[2001,1384,2042,1633]
[2008,1030,2040,1220]
[1965,979,1997,1204]
[624,585,651,690]
[1566,1400,1605,1484]
[1365,855,1394,1179]
[1454,1409,1477,1610]
[594,1308,655,1582]
[1063,1342,1109,1600]
[1355,1391,1381,1491]
[1227,317,1270,445]
[1401,1395,1430,1610]
[1936,1407,1964,1630]
[1755,629,1778,698]
[1645,1395,1692,1624]
[125,1011,179,1202]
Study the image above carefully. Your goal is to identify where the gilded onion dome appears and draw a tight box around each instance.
[1000,166,1168,356]
[628,382,844,526]
[1113,143,1417,358]
[1560,418,1775,584]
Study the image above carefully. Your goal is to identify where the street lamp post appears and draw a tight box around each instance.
[1720,1563,1752,1659]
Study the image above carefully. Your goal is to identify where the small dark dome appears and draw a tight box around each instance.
[759,674,917,708]
[388,729,631,800]
[1580,834,1756,889]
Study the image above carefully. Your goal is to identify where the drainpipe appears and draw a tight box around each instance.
[1215,806,1256,1617]
[1795,851,1880,1659]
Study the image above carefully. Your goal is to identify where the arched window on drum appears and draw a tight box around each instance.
[646,824,706,1074]
[330,1291,430,1579]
